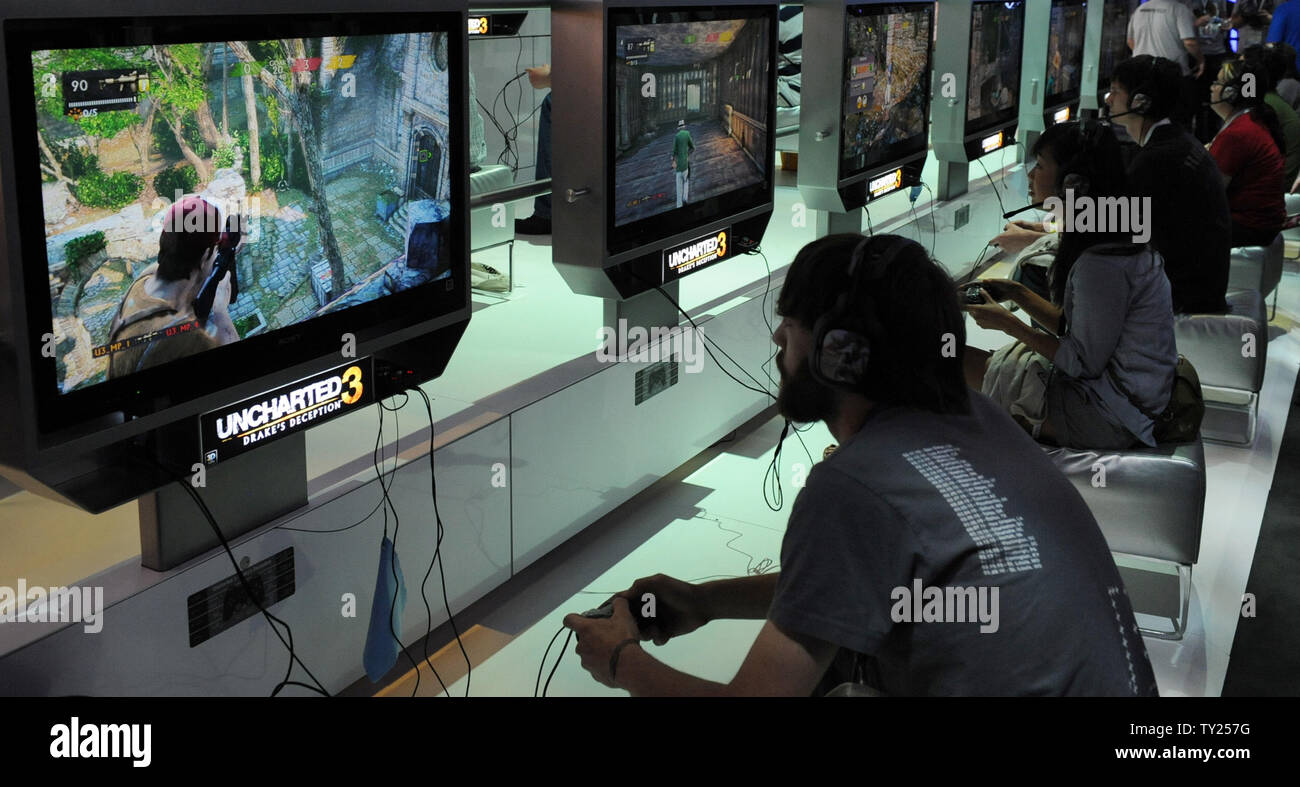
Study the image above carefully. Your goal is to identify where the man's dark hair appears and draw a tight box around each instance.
[1246,43,1288,86]
[777,234,969,415]
[1031,121,1137,305]
[156,196,222,282]
[1112,55,1184,120]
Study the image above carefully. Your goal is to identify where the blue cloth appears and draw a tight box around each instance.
[533,92,552,219]
[1268,3,1300,74]
[1052,244,1178,447]
[362,536,408,682]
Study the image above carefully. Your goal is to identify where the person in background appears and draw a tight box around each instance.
[1267,0,1300,75]
[1232,0,1276,51]
[1129,0,1205,128]
[1268,40,1300,108]
[1244,42,1300,182]
[1208,56,1288,246]
[1189,2,1231,140]
[965,122,1177,451]
[1107,55,1233,312]
[515,64,552,236]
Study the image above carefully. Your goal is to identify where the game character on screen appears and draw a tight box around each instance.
[105,196,239,377]
[671,119,695,208]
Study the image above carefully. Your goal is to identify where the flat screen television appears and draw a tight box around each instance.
[840,3,933,183]
[609,7,773,254]
[0,0,470,511]
[552,0,776,299]
[965,0,1026,150]
[1045,0,1087,118]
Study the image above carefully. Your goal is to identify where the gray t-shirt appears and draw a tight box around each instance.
[769,395,1159,696]
[1130,0,1199,75]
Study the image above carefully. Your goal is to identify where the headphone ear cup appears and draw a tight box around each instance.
[1222,83,1238,103]
[1062,172,1090,197]
[1130,92,1152,116]
[817,329,871,385]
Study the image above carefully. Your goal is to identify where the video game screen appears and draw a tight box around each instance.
[840,3,933,180]
[1046,0,1087,107]
[966,1,1026,133]
[31,32,455,395]
[1099,0,1137,88]
[611,11,772,228]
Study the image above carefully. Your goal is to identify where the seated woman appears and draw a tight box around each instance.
[1208,57,1287,247]
[962,121,1178,450]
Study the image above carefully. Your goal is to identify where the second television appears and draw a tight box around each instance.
[965,0,1026,156]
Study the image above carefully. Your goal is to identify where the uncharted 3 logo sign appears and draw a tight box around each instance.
[201,361,371,464]
[664,229,729,277]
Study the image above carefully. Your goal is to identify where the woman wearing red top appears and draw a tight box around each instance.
[1209,57,1287,247]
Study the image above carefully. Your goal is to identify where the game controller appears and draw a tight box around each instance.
[581,601,617,619]
[964,283,986,304]
[580,599,657,631]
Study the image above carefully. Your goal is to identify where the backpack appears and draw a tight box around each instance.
[1109,356,1206,444]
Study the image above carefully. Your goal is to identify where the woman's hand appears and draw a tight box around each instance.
[991,221,1048,256]
[965,290,1022,337]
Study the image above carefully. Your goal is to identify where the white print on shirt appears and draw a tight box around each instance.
[902,445,1043,576]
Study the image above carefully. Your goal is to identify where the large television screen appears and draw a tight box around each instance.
[1098,0,1136,91]
[1046,0,1087,109]
[609,7,773,244]
[10,18,463,406]
[965,0,1026,136]
[840,3,933,180]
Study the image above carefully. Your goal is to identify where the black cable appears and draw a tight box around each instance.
[150,460,330,697]
[536,624,567,697]
[543,629,575,697]
[645,281,774,400]
[413,386,473,698]
[864,205,875,236]
[375,396,424,698]
[921,182,938,257]
[975,156,1008,218]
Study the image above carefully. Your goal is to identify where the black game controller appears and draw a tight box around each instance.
[580,599,656,632]
[964,283,986,304]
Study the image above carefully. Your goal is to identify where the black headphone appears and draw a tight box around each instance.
[1127,56,1160,118]
[1217,60,1249,105]
[808,234,917,389]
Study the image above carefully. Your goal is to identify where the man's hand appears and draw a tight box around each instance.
[525,64,551,90]
[562,597,642,688]
[616,573,710,646]
[1193,59,1205,79]
[991,221,1047,255]
[965,290,1021,335]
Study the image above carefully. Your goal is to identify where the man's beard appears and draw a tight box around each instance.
[776,352,839,425]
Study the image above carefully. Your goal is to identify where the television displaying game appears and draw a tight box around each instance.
[840,3,933,180]
[27,30,456,397]
[1097,0,1136,96]
[1045,0,1087,111]
[609,8,772,233]
[965,0,1026,136]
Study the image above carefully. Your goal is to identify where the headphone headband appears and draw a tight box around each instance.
[808,234,918,390]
